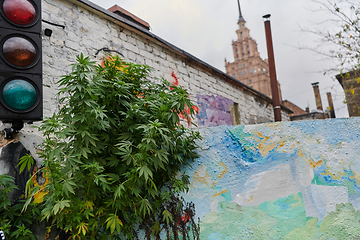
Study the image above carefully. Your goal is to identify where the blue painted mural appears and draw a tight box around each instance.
[183,118,360,239]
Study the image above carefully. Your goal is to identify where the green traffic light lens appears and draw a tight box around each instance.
[2,79,37,110]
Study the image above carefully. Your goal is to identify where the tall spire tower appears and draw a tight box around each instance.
[225,0,282,100]
[237,0,245,23]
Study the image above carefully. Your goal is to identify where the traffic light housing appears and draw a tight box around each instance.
[0,0,42,123]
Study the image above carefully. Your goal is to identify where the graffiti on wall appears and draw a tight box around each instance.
[184,118,360,239]
[196,94,233,127]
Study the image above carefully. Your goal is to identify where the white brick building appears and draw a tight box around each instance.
[0,0,292,161]
[41,0,291,128]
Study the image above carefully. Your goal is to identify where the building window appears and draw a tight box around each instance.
[248,52,250,57]
[240,32,243,38]
[249,79,252,84]
[250,68,254,73]
[232,73,236,77]
[242,54,245,59]
[231,102,241,125]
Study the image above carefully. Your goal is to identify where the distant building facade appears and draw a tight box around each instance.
[282,100,308,118]
[225,2,281,100]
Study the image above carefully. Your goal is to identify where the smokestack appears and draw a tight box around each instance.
[327,92,336,118]
[263,14,281,122]
[311,82,323,111]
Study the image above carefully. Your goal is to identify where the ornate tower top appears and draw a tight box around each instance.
[237,0,245,23]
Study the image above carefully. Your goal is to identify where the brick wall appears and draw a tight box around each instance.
[0,0,291,166]
[41,0,290,128]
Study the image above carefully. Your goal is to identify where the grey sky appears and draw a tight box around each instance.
[89,0,349,117]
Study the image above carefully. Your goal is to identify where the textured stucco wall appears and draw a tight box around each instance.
[184,117,360,239]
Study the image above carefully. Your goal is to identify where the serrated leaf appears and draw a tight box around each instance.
[105,214,123,233]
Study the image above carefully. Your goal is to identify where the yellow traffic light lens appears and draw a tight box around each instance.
[3,0,36,26]
[3,36,36,67]
[2,79,37,110]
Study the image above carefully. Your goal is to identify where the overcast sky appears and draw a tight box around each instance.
[90,0,349,118]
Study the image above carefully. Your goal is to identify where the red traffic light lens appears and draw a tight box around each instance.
[3,36,36,67]
[3,0,36,26]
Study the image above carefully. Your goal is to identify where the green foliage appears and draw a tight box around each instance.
[0,174,39,240]
[27,54,201,239]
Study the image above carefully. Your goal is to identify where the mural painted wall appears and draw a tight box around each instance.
[196,94,234,127]
[184,118,360,239]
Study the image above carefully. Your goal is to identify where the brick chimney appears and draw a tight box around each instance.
[327,92,336,118]
[311,82,323,111]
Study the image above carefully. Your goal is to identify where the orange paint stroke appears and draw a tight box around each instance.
[297,150,304,158]
[256,132,277,156]
[308,158,324,169]
[212,189,228,197]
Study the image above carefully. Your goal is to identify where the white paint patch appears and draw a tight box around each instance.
[0,159,10,175]
[293,156,314,192]
[302,185,348,221]
[210,199,219,213]
[233,164,296,206]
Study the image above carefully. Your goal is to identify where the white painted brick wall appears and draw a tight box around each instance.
[26,0,289,149]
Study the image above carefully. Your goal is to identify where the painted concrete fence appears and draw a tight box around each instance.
[184,117,360,239]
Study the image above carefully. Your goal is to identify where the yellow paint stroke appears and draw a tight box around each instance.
[256,132,277,156]
[297,150,304,158]
[290,194,303,208]
[190,163,211,187]
[249,136,261,143]
[33,168,49,204]
[308,158,324,169]
[291,143,296,153]
[212,189,228,197]
[217,162,228,180]
[248,195,254,202]
[211,161,229,188]
[320,168,343,181]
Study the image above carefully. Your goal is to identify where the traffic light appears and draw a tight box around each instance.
[0,0,42,123]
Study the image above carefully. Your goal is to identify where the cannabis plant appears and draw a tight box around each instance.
[22,54,201,239]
